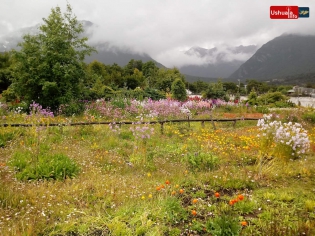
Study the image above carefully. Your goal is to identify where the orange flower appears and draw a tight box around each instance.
[179,189,184,194]
[238,194,244,201]
[165,180,170,185]
[214,192,220,198]
[156,186,161,191]
[171,190,176,195]
[229,199,238,205]
[241,221,247,226]
[191,210,197,216]
[192,198,198,204]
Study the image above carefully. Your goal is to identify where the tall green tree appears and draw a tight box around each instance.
[155,68,185,92]
[10,4,95,110]
[203,81,228,101]
[142,61,159,88]
[0,52,13,93]
[171,78,187,101]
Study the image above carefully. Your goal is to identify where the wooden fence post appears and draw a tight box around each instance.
[201,121,205,128]
[160,122,164,134]
[233,119,237,128]
[210,115,216,130]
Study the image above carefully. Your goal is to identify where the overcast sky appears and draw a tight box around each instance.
[1,0,314,67]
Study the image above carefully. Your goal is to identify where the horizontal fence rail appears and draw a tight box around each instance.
[0,117,260,132]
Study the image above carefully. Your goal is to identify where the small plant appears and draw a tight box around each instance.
[9,150,80,180]
[206,213,242,236]
[185,152,219,171]
[161,197,188,224]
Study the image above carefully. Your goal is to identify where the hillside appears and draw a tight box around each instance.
[229,34,315,81]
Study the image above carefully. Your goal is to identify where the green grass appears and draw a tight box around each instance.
[0,110,315,235]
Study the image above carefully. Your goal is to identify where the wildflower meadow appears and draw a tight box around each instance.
[0,98,315,235]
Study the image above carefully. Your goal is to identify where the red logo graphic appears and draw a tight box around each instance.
[270,6,298,19]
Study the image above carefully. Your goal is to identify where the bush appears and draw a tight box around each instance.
[58,100,86,116]
[9,151,80,181]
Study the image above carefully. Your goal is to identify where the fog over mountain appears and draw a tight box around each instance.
[1,20,315,83]
[0,20,256,73]
[178,45,258,78]
[229,34,315,81]
[1,0,314,70]
[0,21,162,67]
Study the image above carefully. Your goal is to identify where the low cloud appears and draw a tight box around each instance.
[0,0,314,67]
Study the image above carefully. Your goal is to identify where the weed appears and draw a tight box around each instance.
[9,151,80,180]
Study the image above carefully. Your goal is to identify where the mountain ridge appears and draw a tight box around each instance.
[229,34,315,81]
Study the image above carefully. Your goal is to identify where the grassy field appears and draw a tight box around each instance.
[0,105,315,235]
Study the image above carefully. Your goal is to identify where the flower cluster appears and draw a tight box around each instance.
[257,114,310,158]
[229,194,245,206]
[29,101,54,118]
[130,119,154,140]
[85,98,242,121]
[108,122,121,134]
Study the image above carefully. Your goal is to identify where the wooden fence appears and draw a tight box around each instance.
[0,117,260,134]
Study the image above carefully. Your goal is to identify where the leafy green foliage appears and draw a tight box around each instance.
[0,52,13,93]
[185,152,219,172]
[206,213,242,236]
[203,81,228,101]
[171,78,187,101]
[9,151,80,181]
[302,110,315,124]
[0,129,21,148]
[247,91,294,108]
[10,4,95,111]
[161,197,188,224]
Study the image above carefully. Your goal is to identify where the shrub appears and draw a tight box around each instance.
[9,151,80,181]
[58,99,86,116]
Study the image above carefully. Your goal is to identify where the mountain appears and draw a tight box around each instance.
[229,34,315,81]
[0,21,164,67]
[85,42,164,67]
[179,45,258,78]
